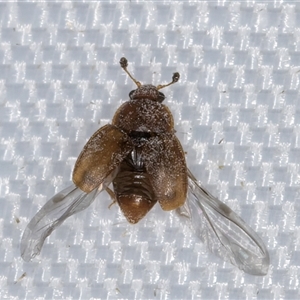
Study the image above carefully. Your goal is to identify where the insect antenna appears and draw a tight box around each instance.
[120,57,141,88]
[157,72,180,90]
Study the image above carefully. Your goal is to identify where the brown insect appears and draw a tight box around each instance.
[21,58,269,275]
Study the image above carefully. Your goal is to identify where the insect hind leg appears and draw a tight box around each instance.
[106,187,117,209]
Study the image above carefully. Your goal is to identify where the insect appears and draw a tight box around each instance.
[21,57,270,275]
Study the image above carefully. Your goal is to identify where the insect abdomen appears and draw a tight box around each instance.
[113,148,157,224]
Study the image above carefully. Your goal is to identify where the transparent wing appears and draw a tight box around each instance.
[21,184,99,262]
[21,172,115,262]
[176,169,270,276]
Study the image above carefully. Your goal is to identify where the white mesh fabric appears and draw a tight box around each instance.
[1,1,300,299]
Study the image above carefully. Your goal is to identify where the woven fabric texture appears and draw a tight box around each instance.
[1,1,299,299]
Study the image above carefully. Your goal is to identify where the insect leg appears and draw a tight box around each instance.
[106,187,117,209]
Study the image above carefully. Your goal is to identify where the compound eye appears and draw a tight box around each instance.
[158,92,165,103]
[129,90,135,99]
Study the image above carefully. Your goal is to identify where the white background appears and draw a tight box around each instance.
[1,1,300,299]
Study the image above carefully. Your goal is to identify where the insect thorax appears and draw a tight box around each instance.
[112,98,175,134]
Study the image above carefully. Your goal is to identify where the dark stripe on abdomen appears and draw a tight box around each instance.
[112,148,156,201]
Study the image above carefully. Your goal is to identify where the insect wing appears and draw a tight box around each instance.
[177,169,269,275]
[73,124,133,193]
[143,134,188,211]
[20,172,114,262]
